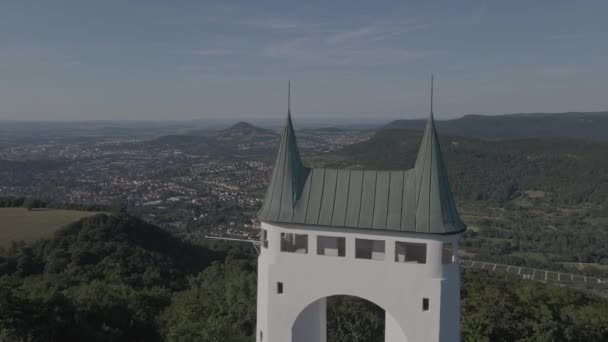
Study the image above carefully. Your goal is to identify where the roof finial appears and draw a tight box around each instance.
[430,74,434,118]
[288,80,291,115]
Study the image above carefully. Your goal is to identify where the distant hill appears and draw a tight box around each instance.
[138,122,279,158]
[215,122,278,141]
[384,112,608,140]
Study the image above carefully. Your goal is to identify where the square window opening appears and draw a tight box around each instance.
[317,236,346,257]
[355,239,385,260]
[395,242,427,264]
[280,233,308,253]
[261,229,268,249]
[277,282,283,294]
[423,298,429,311]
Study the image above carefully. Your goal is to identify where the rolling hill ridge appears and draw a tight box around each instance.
[385,111,608,140]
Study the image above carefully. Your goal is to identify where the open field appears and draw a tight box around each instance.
[0,208,99,246]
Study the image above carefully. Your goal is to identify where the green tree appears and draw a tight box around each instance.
[160,258,256,342]
[327,296,384,342]
[23,199,34,211]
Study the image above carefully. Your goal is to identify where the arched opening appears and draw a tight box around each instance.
[327,295,385,342]
[291,295,408,342]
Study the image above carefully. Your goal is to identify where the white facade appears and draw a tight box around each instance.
[256,221,461,342]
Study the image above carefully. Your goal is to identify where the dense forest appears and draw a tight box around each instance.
[1,214,607,341]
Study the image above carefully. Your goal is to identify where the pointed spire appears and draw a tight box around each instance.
[430,74,434,118]
[258,82,310,222]
[410,76,465,233]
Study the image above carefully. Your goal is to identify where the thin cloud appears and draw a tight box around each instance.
[190,49,232,56]
[175,65,205,72]
[247,17,303,30]
[540,65,586,77]
[259,20,435,68]
[550,33,585,40]
[325,26,380,44]
[325,24,428,44]
[262,37,442,67]
[469,0,488,25]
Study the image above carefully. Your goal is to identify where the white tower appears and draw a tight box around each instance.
[256,79,465,342]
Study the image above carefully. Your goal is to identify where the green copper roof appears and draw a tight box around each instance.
[258,112,465,234]
[258,79,465,234]
[258,112,310,222]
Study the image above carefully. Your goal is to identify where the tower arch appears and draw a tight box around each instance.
[291,294,409,342]
[257,79,464,342]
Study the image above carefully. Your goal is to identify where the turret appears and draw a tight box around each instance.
[258,82,310,222]
[406,75,466,233]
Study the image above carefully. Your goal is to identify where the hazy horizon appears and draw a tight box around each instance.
[1,1,607,121]
[2,109,608,125]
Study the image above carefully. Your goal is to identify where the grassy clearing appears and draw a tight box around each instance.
[523,190,546,198]
[511,252,552,263]
[0,208,99,246]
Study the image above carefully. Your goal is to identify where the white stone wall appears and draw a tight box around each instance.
[256,221,461,342]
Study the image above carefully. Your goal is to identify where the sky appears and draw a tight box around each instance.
[0,0,607,121]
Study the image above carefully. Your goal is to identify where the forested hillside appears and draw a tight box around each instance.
[1,215,608,341]
[0,214,222,341]
[311,129,608,274]
[329,129,608,205]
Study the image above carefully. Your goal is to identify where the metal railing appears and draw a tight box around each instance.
[460,259,608,290]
